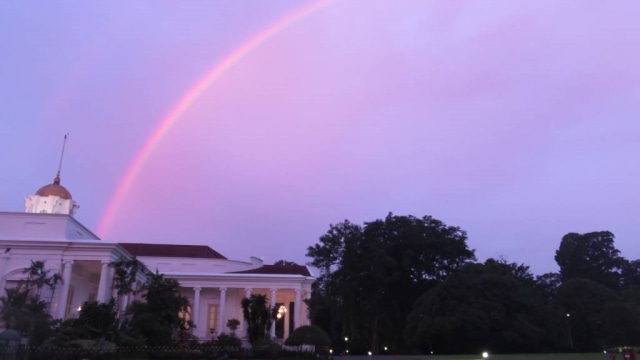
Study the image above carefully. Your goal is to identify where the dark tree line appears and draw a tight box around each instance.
[306,214,640,354]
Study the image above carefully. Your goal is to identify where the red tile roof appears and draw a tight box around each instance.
[232,264,312,277]
[119,243,227,260]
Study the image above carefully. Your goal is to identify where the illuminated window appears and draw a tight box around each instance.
[208,305,218,335]
[179,305,192,329]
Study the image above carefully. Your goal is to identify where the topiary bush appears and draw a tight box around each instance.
[284,326,331,347]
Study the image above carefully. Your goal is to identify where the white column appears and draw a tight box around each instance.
[193,287,201,337]
[294,289,302,329]
[270,288,277,337]
[56,260,74,319]
[0,254,10,291]
[96,260,110,303]
[244,288,252,337]
[217,287,227,335]
[284,302,290,339]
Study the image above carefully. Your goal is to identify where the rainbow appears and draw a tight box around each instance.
[96,0,336,238]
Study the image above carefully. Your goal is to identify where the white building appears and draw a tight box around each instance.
[0,174,314,340]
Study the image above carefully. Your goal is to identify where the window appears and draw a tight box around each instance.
[208,305,218,335]
[179,305,192,329]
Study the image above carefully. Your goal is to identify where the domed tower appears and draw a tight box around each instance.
[24,134,80,215]
[25,174,79,215]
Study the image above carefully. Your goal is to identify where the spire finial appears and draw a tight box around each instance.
[54,133,69,185]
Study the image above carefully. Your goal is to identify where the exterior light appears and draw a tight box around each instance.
[77,305,82,312]
[277,305,287,319]
[566,313,570,317]
[344,337,348,341]
[482,351,489,359]
[384,346,388,351]
[367,351,372,356]
[329,349,333,354]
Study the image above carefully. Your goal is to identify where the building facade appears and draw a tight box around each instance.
[0,175,314,340]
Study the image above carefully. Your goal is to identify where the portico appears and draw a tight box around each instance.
[180,282,312,339]
[118,243,314,340]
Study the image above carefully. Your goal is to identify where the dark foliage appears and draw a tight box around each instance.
[555,231,625,291]
[241,294,276,344]
[53,299,119,345]
[123,271,192,346]
[250,337,282,359]
[406,259,558,354]
[285,325,331,346]
[307,213,475,354]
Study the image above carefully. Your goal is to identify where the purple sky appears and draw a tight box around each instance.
[1,0,639,275]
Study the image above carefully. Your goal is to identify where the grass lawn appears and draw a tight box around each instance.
[336,354,612,360]
[404,354,610,360]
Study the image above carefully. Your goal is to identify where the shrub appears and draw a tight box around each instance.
[284,326,331,347]
[251,337,282,359]
[216,333,242,358]
[227,318,241,334]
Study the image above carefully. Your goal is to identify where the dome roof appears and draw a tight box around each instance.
[35,175,72,200]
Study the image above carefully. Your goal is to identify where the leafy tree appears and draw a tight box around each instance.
[241,294,276,343]
[53,299,120,346]
[553,231,640,351]
[555,231,625,291]
[620,259,640,315]
[556,278,640,351]
[123,271,192,346]
[599,301,640,348]
[535,272,562,302]
[0,261,60,346]
[406,259,556,354]
[274,260,298,266]
[307,213,475,354]
[556,278,614,351]
[304,280,341,352]
[20,260,63,304]
[621,259,640,289]
[109,257,147,315]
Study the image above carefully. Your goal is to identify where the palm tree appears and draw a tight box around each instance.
[241,294,277,343]
[109,257,147,316]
